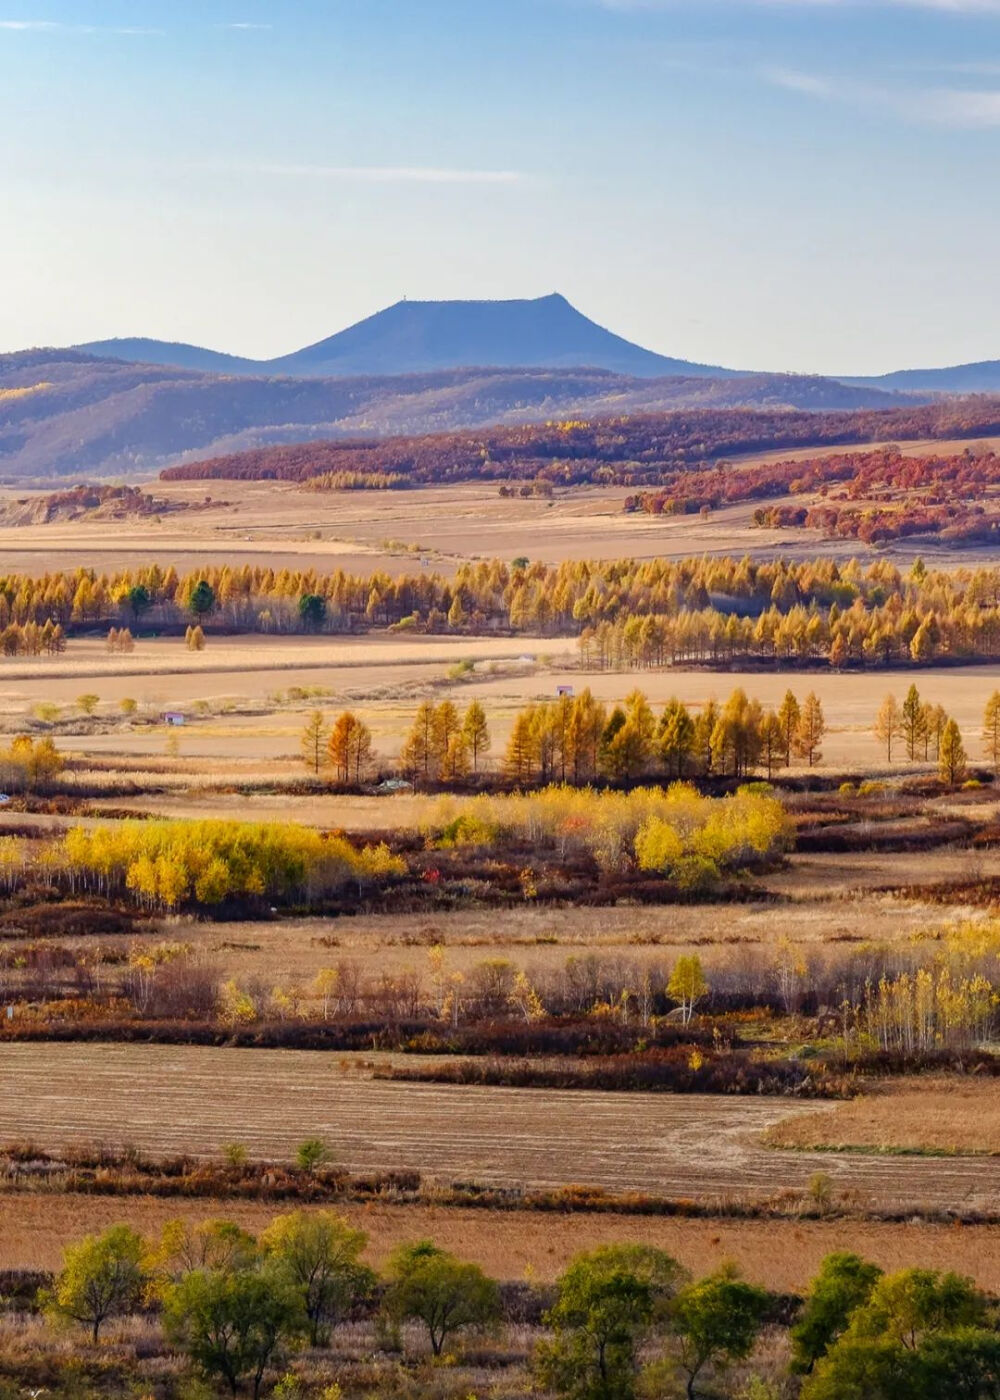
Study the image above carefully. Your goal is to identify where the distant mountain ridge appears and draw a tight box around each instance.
[77,338,261,376]
[75,294,739,380]
[3,292,998,480]
[70,294,1000,393]
[845,361,1000,394]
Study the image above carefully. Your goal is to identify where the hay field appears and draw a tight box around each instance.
[0,480,757,576]
[7,453,1000,580]
[5,1194,1000,1290]
[766,1078,1000,1156]
[3,1044,1000,1211]
[23,652,1000,771]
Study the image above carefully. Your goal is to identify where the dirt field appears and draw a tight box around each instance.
[2,1045,1000,1211]
[766,1078,1000,1156]
[5,1193,1000,1290]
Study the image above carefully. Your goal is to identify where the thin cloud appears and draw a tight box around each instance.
[921,86,1000,121]
[0,19,163,33]
[762,64,1000,126]
[217,22,273,29]
[765,67,837,96]
[592,0,1000,11]
[254,163,524,184]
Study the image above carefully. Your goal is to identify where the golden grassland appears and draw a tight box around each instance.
[5,1193,1000,1291]
[765,1077,1000,1156]
[119,886,983,991]
[6,643,1000,773]
[7,436,1000,578]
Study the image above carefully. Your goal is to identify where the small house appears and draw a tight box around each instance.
[161,711,186,727]
[556,684,575,698]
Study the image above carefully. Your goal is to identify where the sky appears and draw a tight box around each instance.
[5,0,1000,374]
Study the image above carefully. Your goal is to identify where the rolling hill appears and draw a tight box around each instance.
[846,360,1000,395]
[0,348,905,480]
[162,399,1000,490]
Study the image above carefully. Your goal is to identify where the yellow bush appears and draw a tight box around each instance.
[54,819,399,910]
[428,782,788,877]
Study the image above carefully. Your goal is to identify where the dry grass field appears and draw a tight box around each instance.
[2,1045,1000,1212]
[9,647,1000,771]
[765,1078,1000,1156]
[5,441,1000,582]
[4,1194,1000,1290]
[121,887,980,992]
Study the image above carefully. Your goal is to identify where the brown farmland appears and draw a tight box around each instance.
[3,1044,1000,1212]
[5,1194,1000,1292]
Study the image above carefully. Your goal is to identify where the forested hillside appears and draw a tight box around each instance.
[164,397,1000,488]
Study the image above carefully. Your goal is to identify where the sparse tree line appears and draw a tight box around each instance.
[873,683,971,783]
[15,910,1000,1054]
[7,555,1000,670]
[247,924,1000,1051]
[39,1212,499,1398]
[303,688,826,788]
[24,1217,1000,1400]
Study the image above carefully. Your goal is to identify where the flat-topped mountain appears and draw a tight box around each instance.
[262,294,737,379]
[73,295,735,380]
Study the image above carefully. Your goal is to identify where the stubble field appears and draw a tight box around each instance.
[1,1045,999,1212]
[764,1078,1000,1156]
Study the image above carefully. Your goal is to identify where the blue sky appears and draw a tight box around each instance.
[4,0,1000,373]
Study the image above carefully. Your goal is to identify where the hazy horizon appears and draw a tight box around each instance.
[7,0,1000,375]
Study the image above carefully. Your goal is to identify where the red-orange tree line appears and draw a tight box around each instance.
[161,398,1000,488]
[627,445,1000,546]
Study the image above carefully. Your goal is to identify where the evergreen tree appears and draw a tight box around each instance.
[777,689,801,767]
[462,701,491,773]
[300,710,329,777]
[983,691,1000,775]
[901,684,927,761]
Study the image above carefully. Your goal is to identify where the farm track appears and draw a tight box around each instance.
[4,1044,1000,1210]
